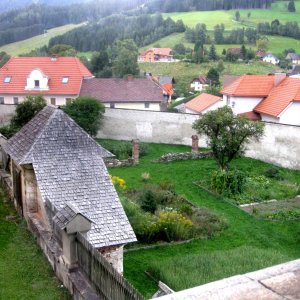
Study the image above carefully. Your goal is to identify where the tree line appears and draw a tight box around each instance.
[143,0,274,13]
[257,20,300,39]
[49,14,185,52]
[0,0,144,46]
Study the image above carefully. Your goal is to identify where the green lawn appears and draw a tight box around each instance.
[0,188,70,299]
[104,142,300,298]
[163,1,300,30]
[0,23,85,56]
[138,61,275,95]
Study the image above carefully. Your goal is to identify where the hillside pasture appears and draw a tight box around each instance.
[163,1,300,30]
[0,23,85,56]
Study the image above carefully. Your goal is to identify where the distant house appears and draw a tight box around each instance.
[221,73,300,125]
[80,75,168,111]
[138,48,174,62]
[190,76,208,91]
[262,53,280,65]
[227,48,241,56]
[3,106,136,273]
[150,75,175,100]
[255,50,266,58]
[0,57,93,106]
[184,93,223,114]
[286,53,300,65]
[290,65,300,78]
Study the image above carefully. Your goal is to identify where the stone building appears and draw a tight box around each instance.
[3,105,136,272]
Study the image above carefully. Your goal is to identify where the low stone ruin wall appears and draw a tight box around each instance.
[155,151,213,163]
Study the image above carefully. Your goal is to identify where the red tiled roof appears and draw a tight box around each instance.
[161,83,174,96]
[221,75,275,97]
[191,75,207,84]
[80,77,164,103]
[255,77,300,117]
[238,111,261,121]
[227,48,241,55]
[150,48,172,56]
[185,93,222,113]
[0,57,93,95]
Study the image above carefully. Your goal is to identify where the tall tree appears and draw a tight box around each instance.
[208,44,217,61]
[112,39,140,78]
[206,67,220,87]
[192,106,265,170]
[235,11,240,21]
[288,0,296,12]
[62,96,105,137]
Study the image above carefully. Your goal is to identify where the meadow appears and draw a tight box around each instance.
[104,142,300,298]
[0,188,70,299]
[0,23,85,56]
[138,61,275,95]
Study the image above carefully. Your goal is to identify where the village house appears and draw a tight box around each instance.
[0,56,93,106]
[80,75,169,111]
[184,93,223,114]
[3,105,136,273]
[290,65,300,78]
[221,74,300,125]
[286,53,300,65]
[138,48,174,62]
[190,76,208,92]
[262,53,280,65]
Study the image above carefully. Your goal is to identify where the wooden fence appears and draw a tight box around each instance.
[77,233,145,300]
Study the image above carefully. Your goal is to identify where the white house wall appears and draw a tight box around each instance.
[223,95,263,115]
[103,102,161,111]
[260,114,279,123]
[279,102,300,126]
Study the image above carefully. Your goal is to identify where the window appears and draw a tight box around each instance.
[50,98,56,105]
[62,76,69,84]
[13,97,19,104]
[226,96,230,105]
[34,80,40,88]
[110,103,115,108]
[4,76,11,83]
[144,103,150,108]
[65,98,72,104]
[0,97,4,104]
[232,101,236,108]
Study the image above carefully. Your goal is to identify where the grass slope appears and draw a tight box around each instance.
[0,23,85,56]
[138,61,275,95]
[0,188,70,299]
[163,1,300,30]
[104,142,300,298]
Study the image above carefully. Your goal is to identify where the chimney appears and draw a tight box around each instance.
[127,74,134,81]
[274,73,286,87]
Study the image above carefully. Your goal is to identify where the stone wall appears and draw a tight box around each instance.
[97,108,300,170]
[0,104,16,124]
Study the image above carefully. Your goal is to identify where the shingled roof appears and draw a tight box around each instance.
[80,77,165,103]
[4,106,137,248]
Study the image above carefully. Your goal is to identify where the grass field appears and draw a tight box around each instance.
[163,1,300,30]
[0,23,85,56]
[103,142,300,298]
[138,61,275,95]
[0,188,70,299]
[142,32,300,56]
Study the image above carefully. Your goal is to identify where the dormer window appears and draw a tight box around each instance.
[4,76,11,83]
[62,76,69,84]
[34,80,40,88]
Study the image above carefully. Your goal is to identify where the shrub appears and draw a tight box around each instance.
[140,190,157,213]
[264,167,282,180]
[156,211,194,241]
[211,169,246,195]
[110,175,126,190]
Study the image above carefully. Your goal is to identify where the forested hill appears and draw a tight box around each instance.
[143,0,275,12]
[49,14,185,52]
[0,0,144,47]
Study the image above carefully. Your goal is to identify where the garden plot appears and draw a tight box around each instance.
[240,196,300,221]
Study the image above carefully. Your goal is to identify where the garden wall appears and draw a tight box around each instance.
[0,104,16,124]
[97,108,300,170]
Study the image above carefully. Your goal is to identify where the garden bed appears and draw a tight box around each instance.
[119,181,226,245]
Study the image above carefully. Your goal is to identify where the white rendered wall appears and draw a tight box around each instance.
[103,102,161,111]
[279,102,300,125]
[223,95,263,115]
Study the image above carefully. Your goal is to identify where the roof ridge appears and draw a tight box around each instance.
[19,106,57,164]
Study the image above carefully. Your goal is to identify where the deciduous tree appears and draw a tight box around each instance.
[192,106,265,170]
